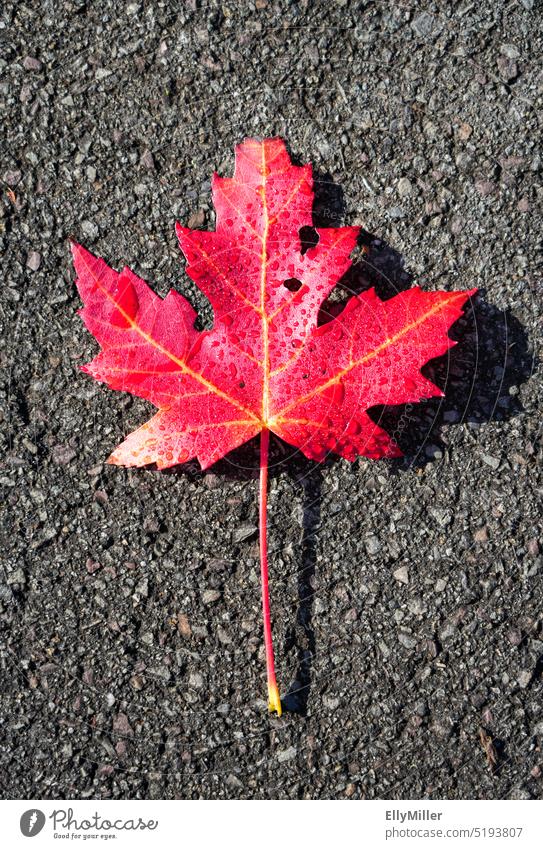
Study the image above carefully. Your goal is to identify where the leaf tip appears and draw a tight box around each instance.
[69,238,83,256]
[175,220,190,246]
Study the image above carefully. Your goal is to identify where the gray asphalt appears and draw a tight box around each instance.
[1,0,541,800]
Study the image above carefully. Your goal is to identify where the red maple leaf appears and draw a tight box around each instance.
[73,137,475,715]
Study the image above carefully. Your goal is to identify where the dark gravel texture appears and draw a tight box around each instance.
[1,0,541,800]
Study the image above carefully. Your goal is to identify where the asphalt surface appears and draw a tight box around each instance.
[1,0,541,800]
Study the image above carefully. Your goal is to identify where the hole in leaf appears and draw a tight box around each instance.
[284,278,302,292]
[299,225,319,254]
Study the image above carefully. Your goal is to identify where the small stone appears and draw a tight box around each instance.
[411,12,435,37]
[112,712,134,737]
[388,205,404,220]
[85,558,101,574]
[78,134,92,154]
[23,56,42,71]
[52,444,77,465]
[398,632,417,649]
[364,535,381,556]
[233,524,257,544]
[506,628,522,646]
[456,151,472,171]
[379,640,390,658]
[82,220,99,240]
[526,539,539,556]
[408,597,425,615]
[323,694,340,710]
[481,453,500,470]
[226,773,243,789]
[188,672,203,689]
[397,177,412,197]
[187,209,205,229]
[475,180,495,198]
[517,197,530,213]
[497,57,518,82]
[202,589,221,605]
[429,507,452,528]
[457,122,472,141]
[426,639,439,658]
[7,568,26,586]
[276,746,297,763]
[3,169,22,186]
[425,444,443,460]
[26,251,41,271]
[143,516,159,533]
[450,217,464,236]
[435,578,447,592]
[440,622,457,641]
[473,526,488,543]
[150,664,171,686]
[177,612,192,638]
[97,764,114,778]
[414,699,429,717]
[140,149,155,170]
[86,165,97,182]
[217,626,231,644]
[134,577,148,599]
[481,708,493,725]
[517,670,532,689]
[393,566,409,585]
[500,44,520,59]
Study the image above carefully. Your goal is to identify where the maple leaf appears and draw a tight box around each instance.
[72,137,475,715]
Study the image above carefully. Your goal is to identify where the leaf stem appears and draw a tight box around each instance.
[259,427,282,716]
